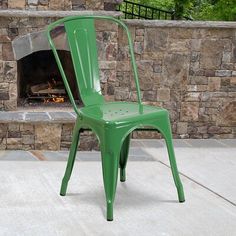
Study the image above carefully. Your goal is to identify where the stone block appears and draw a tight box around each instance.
[0,0,8,9]
[168,39,191,52]
[137,60,153,80]
[0,138,6,149]
[205,70,215,77]
[230,77,236,85]
[208,77,221,91]
[116,61,130,72]
[64,0,72,10]
[22,135,35,145]
[143,90,157,102]
[49,112,75,122]
[72,0,86,10]
[144,28,168,52]
[8,131,21,138]
[7,144,23,150]
[134,42,143,54]
[20,124,34,134]
[8,123,20,131]
[216,101,236,126]
[190,76,208,85]
[157,88,170,102]
[162,53,189,87]
[215,70,232,77]
[99,61,116,70]
[136,29,144,36]
[190,39,201,51]
[180,102,199,121]
[0,124,8,138]
[86,0,103,10]
[177,122,188,134]
[222,51,231,63]
[28,0,38,5]
[4,100,17,110]
[8,0,25,9]
[39,0,48,5]
[8,83,17,100]
[153,63,162,73]
[184,92,201,102]
[0,91,9,100]
[104,2,117,11]
[35,124,61,150]
[2,43,14,61]
[3,61,17,81]
[135,36,144,42]
[200,39,224,70]
[25,112,50,122]
[169,28,193,39]
[49,0,61,9]
[114,87,129,101]
[7,138,22,145]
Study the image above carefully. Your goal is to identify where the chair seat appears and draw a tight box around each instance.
[80,102,167,124]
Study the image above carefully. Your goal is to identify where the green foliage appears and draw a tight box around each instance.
[174,0,193,19]
[119,0,176,20]
[138,0,175,10]
[119,0,236,21]
[193,0,236,21]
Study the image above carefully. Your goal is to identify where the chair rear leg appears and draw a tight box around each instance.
[119,134,131,182]
[162,121,185,202]
[60,125,81,196]
[101,146,120,221]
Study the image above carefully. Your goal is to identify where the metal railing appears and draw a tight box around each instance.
[118,0,175,20]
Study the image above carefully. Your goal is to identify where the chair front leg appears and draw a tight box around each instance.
[101,143,120,221]
[60,123,81,196]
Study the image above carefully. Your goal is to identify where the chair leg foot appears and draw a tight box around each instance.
[107,201,113,221]
[120,168,126,182]
[177,186,185,202]
[60,178,68,196]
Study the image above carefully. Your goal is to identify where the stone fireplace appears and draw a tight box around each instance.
[0,0,122,150]
[0,0,122,111]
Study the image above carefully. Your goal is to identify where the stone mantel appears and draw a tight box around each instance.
[0,9,122,18]
[125,19,236,29]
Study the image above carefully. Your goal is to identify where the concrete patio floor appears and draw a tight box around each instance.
[0,139,235,236]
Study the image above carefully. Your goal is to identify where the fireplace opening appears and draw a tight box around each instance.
[17,50,80,107]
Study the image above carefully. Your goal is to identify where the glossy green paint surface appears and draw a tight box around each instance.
[47,15,185,221]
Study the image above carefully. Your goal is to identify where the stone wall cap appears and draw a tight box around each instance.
[0,10,122,18]
[124,19,236,29]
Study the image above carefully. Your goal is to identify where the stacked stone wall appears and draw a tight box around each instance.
[0,0,121,11]
[114,20,236,138]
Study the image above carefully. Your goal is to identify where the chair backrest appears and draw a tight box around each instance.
[47,16,142,115]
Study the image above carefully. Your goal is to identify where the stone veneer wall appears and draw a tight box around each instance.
[0,13,235,151]
[115,20,236,139]
[0,123,99,151]
[0,0,121,11]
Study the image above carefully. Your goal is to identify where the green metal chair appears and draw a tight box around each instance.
[47,15,185,221]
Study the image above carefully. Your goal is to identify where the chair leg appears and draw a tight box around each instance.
[163,121,185,203]
[119,134,131,182]
[60,124,80,196]
[101,146,120,221]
